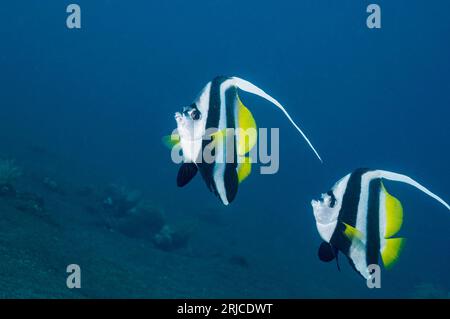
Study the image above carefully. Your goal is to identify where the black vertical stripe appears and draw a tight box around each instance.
[366,178,381,267]
[225,86,238,166]
[330,168,371,256]
[339,168,370,226]
[223,86,239,203]
[198,76,228,196]
[205,76,227,131]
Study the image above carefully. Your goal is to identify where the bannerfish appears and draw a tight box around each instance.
[163,76,322,205]
[311,168,450,280]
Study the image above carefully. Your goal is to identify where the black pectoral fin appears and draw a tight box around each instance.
[318,242,336,263]
[223,166,239,204]
[177,163,198,187]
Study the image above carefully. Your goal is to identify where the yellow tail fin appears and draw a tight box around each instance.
[237,156,252,184]
[381,238,406,269]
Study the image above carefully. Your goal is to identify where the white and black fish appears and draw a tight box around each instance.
[164,76,322,205]
[311,168,450,279]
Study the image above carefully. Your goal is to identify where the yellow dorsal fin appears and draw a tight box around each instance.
[237,156,252,183]
[381,182,404,238]
[162,134,180,149]
[381,237,406,269]
[237,95,257,156]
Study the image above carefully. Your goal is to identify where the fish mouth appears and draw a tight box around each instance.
[311,195,325,207]
[311,199,320,209]
[311,199,321,217]
[175,112,182,122]
[311,197,334,225]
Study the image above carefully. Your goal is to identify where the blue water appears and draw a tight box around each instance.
[0,0,449,298]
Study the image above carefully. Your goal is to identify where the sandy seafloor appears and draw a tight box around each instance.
[0,140,448,298]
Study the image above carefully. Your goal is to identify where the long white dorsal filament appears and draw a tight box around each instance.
[232,77,323,163]
[375,170,450,210]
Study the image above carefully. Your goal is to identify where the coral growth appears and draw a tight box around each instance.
[0,159,22,196]
[0,159,22,185]
[102,184,142,217]
[43,177,59,192]
[84,183,191,251]
[0,159,46,215]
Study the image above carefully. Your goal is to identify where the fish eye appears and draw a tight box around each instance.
[190,109,201,120]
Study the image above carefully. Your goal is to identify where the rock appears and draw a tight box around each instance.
[43,177,59,192]
[0,183,16,198]
[115,201,166,240]
[153,225,189,251]
[102,184,142,217]
[14,192,45,215]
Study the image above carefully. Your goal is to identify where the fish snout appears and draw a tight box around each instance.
[175,112,183,123]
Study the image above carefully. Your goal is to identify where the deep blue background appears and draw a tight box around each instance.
[0,0,449,297]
